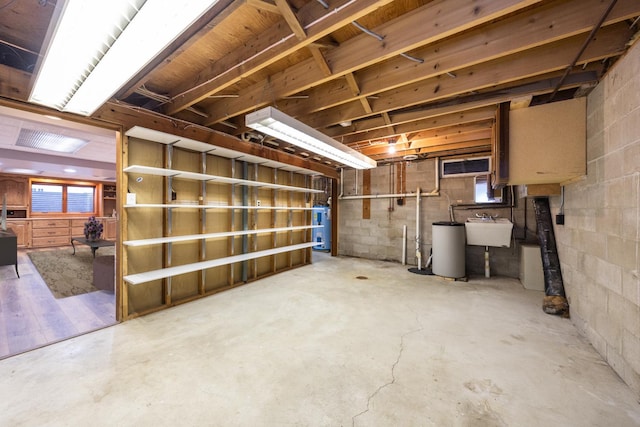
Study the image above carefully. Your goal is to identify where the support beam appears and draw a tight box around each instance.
[275,0,306,40]
[94,102,339,179]
[203,0,542,124]
[165,0,394,115]
[301,24,629,128]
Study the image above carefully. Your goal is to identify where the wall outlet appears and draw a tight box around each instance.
[256,200,261,207]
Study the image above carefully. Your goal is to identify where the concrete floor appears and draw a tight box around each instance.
[1,253,639,426]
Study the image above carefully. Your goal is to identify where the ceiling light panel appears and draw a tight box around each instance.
[31,0,220,116]
[31,0,143,112]
[16,129,89,154]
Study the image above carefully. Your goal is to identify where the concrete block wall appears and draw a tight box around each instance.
[551,41,640,396]
[337,159,527,277]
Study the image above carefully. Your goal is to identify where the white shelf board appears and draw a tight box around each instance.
[123,241,320,285]
[125,126,321,176]
[124,165,322,193]
[124,225,320,247]
[124,203,314,210]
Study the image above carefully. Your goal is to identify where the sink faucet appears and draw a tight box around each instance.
[475,213,499,221]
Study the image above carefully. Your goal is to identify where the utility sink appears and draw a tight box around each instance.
[464,218,513,247]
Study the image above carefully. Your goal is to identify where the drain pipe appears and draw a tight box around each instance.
[402,224,407,265]
[484,246,490,278]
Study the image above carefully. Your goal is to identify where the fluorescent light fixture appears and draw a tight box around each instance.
[246,107,377,169]
[30,0,219,116]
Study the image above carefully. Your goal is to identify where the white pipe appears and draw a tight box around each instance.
[339,158,440,200]
[416,186,422,270]
[355,169,359,195]
[484,246,490,278]
[340,191,438,200]
[402,225,407,265]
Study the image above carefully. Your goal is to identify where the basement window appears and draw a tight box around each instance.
[474,175,503,204]
[441,157,491,177]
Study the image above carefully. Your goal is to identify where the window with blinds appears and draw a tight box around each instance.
[31,182,95,214]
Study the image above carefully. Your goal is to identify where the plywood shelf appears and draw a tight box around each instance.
[124,165,323,193]
[123,225,320,247]
[123,132,318,319]
[124,241,320,285]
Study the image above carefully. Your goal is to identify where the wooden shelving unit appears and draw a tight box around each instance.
[122,128,325,318]
[102,184,117,216]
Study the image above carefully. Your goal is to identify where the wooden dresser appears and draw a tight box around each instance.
[31,219,72,248]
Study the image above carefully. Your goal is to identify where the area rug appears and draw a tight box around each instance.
[28,247,115,299]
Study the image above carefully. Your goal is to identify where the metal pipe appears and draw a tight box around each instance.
[355,168,359,195]
[351,21,384,41]
[549,0,618,101]
[402,225,407,265]
[340,191,438,200]
[484,246,490,278]
[339,158,440,200]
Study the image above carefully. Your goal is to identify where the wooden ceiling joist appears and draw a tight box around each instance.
[202,0,542,124]
[164,0,395,115]
[94,102,339,179]
[272,0,639,121]
[302,24,630,128]
[275,0,307,40]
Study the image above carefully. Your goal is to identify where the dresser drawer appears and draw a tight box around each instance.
[71,227,85,236]
[32,219,69,229]
[32,227,69,238]
[32,236,70,247]
[70,219,87,227]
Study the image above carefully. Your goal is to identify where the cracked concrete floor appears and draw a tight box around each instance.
[1,254,639,426]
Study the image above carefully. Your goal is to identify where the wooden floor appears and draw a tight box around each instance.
[0,248,116,359]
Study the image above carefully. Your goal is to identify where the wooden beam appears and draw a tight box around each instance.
[344,73,372,114]
[203,0,543,124]
[362,169,371,220]
[218,0,640,126]
[344,73,361,97]
[361,130,492,157]
[340,106,496,145]
[325,70,596,141]
[369,140,492,160]
[117,0,239,100]
[0,96,122,132]
[308,45,332,77]
[164,0,394,115]
[0,64,32,103]
[304,0,640,115]
[274,0,306,40]
[301,24,630,128]
[93,102,339,179]
[246,0,281,15]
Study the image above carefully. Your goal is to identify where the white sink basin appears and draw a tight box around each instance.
[464,218,513,247]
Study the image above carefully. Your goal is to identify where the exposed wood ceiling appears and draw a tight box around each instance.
[1,0,639,174]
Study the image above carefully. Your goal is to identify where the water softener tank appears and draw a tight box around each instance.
[432,222,466,278]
